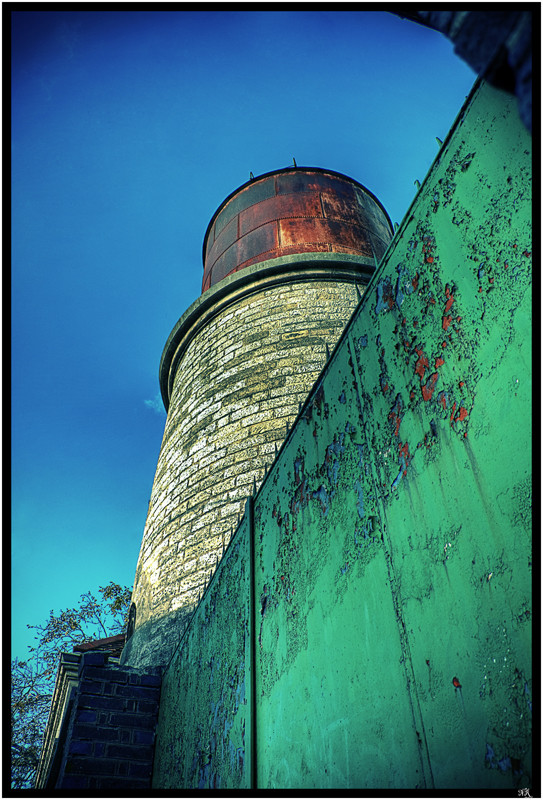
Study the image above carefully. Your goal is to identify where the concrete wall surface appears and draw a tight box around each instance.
[153,517,252,789]
[153,79,532,791]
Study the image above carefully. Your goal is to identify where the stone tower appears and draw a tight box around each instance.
[122,167,393,668]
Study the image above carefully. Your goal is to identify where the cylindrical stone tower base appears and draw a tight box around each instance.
[122,168,392,668]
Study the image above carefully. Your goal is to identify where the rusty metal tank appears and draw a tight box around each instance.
[202,167,393,292]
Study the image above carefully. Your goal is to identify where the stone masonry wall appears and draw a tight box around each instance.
[53,652,161,791]
[129,278,361,662]
[152,79,532,791]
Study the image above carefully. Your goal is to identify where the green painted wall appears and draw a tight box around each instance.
[153,79,532,791]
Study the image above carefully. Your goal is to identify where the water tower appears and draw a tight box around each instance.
[122,167,393,668]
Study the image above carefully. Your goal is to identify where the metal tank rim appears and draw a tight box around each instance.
[201,166,394,269]
[159,252,375,412]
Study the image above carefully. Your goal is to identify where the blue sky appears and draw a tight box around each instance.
[11,9,476,659]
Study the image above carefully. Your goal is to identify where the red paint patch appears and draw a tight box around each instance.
[421,372,438,401]
[442,341,447,348]
[459,381,465,388]
[435,357,445,368]
[439,394,447,410]
[398,441,410,474]
[442,315,452,331]
[523,250,531,257]
[412,273,419,290]
[426,256,434,263]
[415,348,429,380]
[450,401,457,424]
[452,677,462,689]
[456,406,469,422]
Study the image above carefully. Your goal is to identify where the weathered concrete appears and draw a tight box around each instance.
[153,517,252,789]
[153,78,531,790]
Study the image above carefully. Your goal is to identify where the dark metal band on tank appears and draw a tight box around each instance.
[201,167,394,292]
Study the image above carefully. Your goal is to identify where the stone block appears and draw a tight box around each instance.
[79,679,104,695]
[83,666,125,683]
[65,756,116,776]
[80,652,106,667]
[132,728,155,746]
[115,683,159,698]
[129,761,153,778]
[109,712,156,729]
[75,709,98,724]
[72,724,120,741]
[60,774,90,789]
[79,693,126,711]
[68,740,94,756]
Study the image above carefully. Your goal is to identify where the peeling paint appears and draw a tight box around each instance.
[153,81,531,792]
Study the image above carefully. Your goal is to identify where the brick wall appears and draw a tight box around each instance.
[53,652,161,790]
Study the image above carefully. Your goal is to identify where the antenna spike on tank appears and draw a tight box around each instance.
[436,136,443,146]
[250,171,255,180]
[414,179,421,190]
[292,157,297,167]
